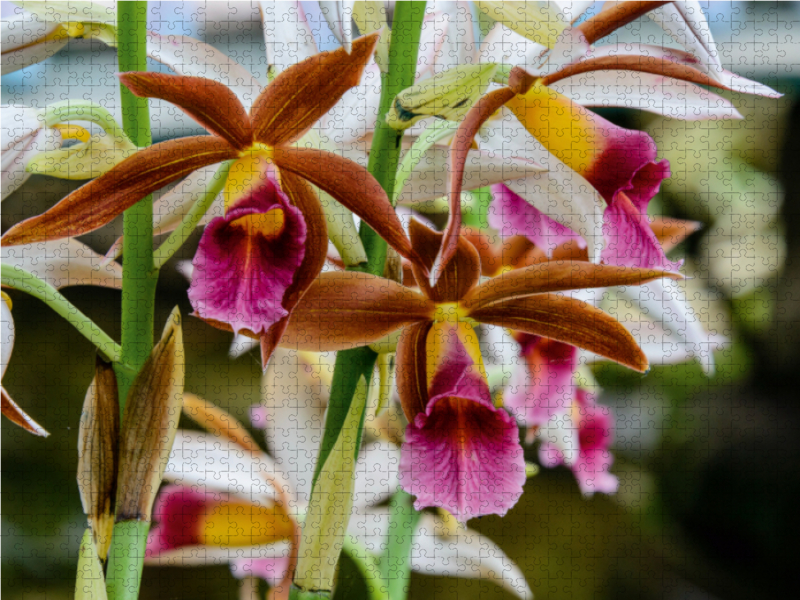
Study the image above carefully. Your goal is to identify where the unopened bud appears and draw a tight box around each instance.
[77,356,119,560]
[115,307,184,522]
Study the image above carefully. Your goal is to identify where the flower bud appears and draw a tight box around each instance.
[115,307,184,522]
[77,356,119,560]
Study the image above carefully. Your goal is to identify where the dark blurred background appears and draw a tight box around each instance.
[3,2,800,599]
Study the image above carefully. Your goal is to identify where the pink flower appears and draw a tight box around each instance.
[188,168,307,337]
[491,173,680,272]
[539,390,619,496]
[399,327,526,521]
[503,333,578,429]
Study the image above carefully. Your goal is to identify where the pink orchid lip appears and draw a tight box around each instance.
[489,183,585,258]
[505,334,578,428]
[187,175,307,336]
[146,485,207,556]
[400,334,526,522]
[538,390,619,496]
[490,173,681,272]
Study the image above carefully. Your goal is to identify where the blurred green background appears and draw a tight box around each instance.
[4,2,800,599]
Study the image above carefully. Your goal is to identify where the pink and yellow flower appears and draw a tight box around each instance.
[400,324,525,521]
[2,33,427,367]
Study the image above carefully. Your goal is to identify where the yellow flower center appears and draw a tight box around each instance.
[200,500,294,547]
[224,143,274,211]
[426,306,487,388]
[231,209,286,240]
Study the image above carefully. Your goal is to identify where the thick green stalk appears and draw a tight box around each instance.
[293,5,426,600]
[104,521,150,600]
[115,0,156,405]
[381,490,420,600]
[360,1,426,275]
[105,4,154,600]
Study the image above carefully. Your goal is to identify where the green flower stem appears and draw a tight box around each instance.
[106,4,154,600]
[360,0,427,276]
[152,160,234,269]
[1,265,122,364]
[293,5,426,600]
[381,490,420,600]
[115,0,156,407]
[104,521,150,600]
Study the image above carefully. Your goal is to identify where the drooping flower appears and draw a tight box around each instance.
[400,324,525,520]
[2,33,425,367]
[390,2,779,278]
[260,216,679,518]
[504,332,578,430]
[539,389,619,497]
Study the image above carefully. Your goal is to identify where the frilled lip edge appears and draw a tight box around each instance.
[398,334,525,522]
[187,179,307,336]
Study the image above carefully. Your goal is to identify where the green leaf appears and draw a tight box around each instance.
[295,376,369,593]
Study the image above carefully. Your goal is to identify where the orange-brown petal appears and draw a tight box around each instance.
[468,293,648,372]
[408,219,481,303]
[272,146,424,270]
[1,136,238,246]
[282,271,435,352]
[435,86,517,285]
[1,388,49,437]
[395,320,433,421]
[120,72,253,150]
[463,261,681,312]
[575,1,671,45]
[251,32,380,147]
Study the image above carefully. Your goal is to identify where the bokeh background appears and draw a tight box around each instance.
[3,2,800,599]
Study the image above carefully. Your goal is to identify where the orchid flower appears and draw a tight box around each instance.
[471,202,722,372]
[238,216,681,519]
[1,34,431,368]
[2,102,137,202]
[390,2,780,283]
[147,354,533,599]
[539,388,619,497]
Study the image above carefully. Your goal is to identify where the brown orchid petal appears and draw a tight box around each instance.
[1,388,49,437]
[576,1,671,45]
[408,219,481,303]
[272,146,424,270]
[436,87,517,286]
[120,72,253,150]
[260,317,290,371]
[462,228,537,277]
[395,320,433,421]
[1,137,237,246]
[276,169,329,310]
[463,261,682,312]
[282,271,435,352]
[650,216,703,252]
[251,32,380,146]
[468,293,648,372]
[542,54,732,92]
[550,239,589,262]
